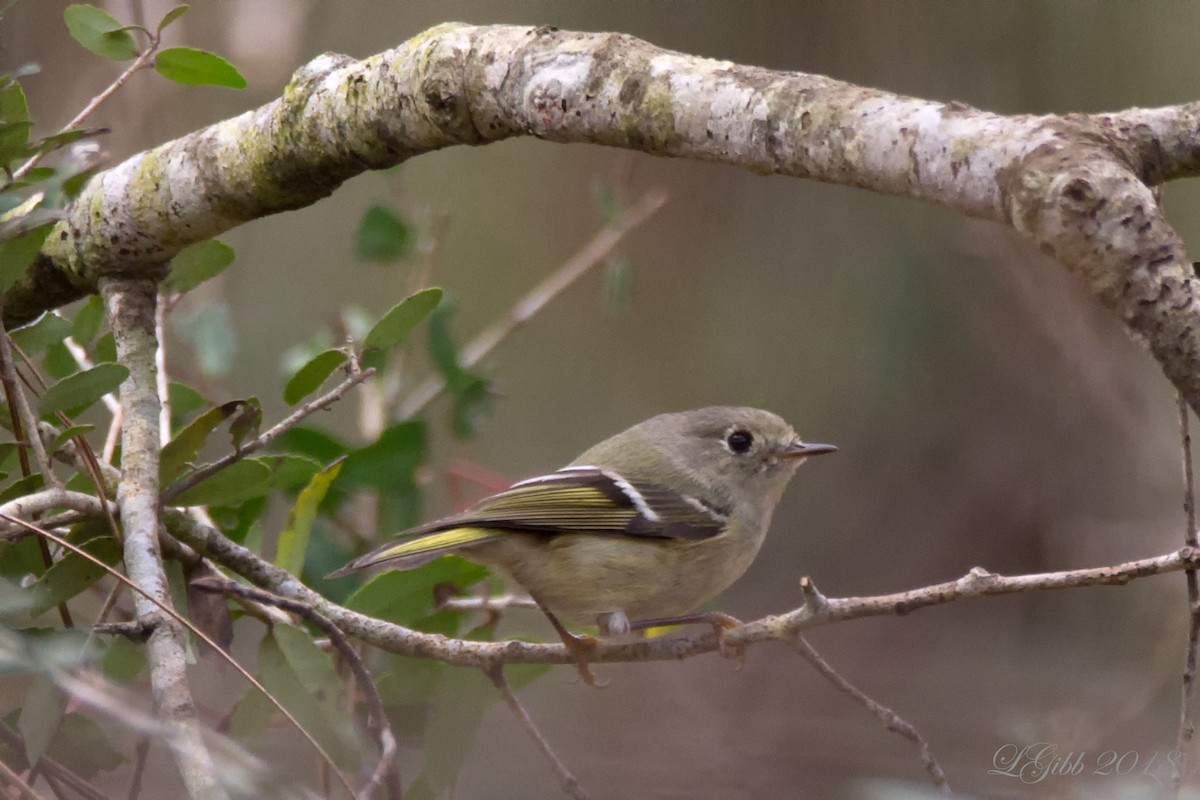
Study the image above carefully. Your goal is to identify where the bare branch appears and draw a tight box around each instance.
[164,508,1200,669]
[397,188,668,419]
[785,637,949,794]
[1176,393,1200,796]
[161,362,375,503]
[485,664,588,799]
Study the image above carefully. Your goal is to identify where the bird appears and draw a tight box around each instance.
[330,406,835,683]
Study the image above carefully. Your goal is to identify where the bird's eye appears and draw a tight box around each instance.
[726,429,754,454]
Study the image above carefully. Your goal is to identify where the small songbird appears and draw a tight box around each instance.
[330,407,835,683]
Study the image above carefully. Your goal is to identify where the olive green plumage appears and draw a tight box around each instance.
[331,407,835,629]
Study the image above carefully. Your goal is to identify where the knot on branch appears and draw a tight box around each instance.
[957,566,999,591]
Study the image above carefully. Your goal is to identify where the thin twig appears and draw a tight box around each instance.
[0,510,358,800]
[786,637,950,794]
[484,664,588,800]
[189,577,400,800]
[161,363,375,503]
[0,754,48,800]
[0,329,60,488]
[12,30,161,181]
[127,737,151,800]
[1176,391,1200,796]
[155,299,171,445]
[103,406,123,464]
[0,328,71,627]
[397,188,668,419]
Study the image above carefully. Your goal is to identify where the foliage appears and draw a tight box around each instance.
[0,5,520,797]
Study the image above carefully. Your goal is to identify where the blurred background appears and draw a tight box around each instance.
[7,1,1200,797]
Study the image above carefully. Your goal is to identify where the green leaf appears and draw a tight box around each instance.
[271,624,340,696]
[30,536,121,616]
[170,459,273,507]
[69,295,104,344]
[344,557,487,625]
[156,4,189,32]
[37,363,128,417]
[427,300,461,379]
[427,301,493,438]
[163,239,235,293]
[160,402,242,484]
[450,375,492,439]
[167,381,209,431]
[0,223,53,292]
[50,424,95,453]
[207,495,267,545]
[355,205,411,263]
[604,255,632,311]
[47,713,126,778]
[411,664,493,797]
[17,677,65,764]
[283,349,346,405]
[274,459,342,576]
[256,629,359,769]
[174,302,236,377]
[0,536,45,579]
[0,80,30,165]
[10,312,72,355]
[273,426,347,463]
[339,421,425,491]
[592,180,622,223]
[93,332,116,364]
[262,454,323,491]
[154,47,246,88]
[363,287,442,352]
[63,4,139,60]
[0,474,44,504]
[101,636,145,683]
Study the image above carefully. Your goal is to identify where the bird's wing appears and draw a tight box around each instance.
[325,467,729,577]
[415,465,729,542]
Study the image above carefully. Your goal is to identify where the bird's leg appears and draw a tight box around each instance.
[530,594,603,687]
[627,611,744,659]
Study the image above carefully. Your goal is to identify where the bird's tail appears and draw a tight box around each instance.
[325,527,500,578]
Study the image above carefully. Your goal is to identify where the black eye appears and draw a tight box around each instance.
[726,429,753,454]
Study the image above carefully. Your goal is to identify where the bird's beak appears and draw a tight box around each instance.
[781,440,838,458]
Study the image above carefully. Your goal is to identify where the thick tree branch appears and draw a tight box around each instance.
[101,278,228,800]
[11,24,1200,411]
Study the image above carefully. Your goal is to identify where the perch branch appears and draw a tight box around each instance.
[163,509,1200,669]
[1176,393,1200,796]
